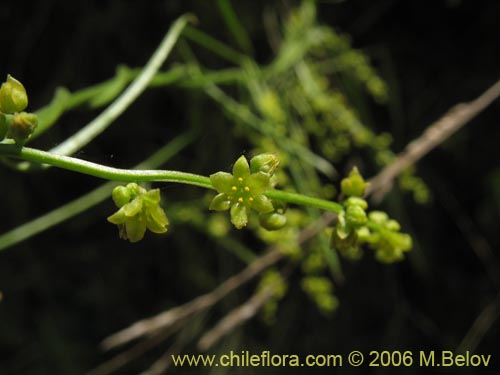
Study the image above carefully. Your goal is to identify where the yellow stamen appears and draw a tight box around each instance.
[248,197,254,202]
[238,197,244,203]
[244,186,250,192]
[231,186,237,191]
[238,177,243,182]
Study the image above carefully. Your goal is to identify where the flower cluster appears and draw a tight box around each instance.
[331,167,412,262]
[0,75,38,144]
[107,183,169,243]
[209,153,286,229]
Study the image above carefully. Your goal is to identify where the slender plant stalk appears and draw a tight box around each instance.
[183,25,248,66]
[0,144,343,214]
[216,0,253,54]
[0,130,197,252]
[0,144,213,188]
[49,15,193,156]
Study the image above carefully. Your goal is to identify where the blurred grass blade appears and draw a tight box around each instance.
[216,0,253,54]
[183,25,248,66]
[33,88,72,138]
[88,65,132,108]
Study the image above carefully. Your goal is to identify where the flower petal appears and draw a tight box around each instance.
[247,172,271,193]
[232,155,250,179]
[147,203,169,227]
[209,193,231,211]
[210,172,234,194]
[250,194,274,213]
[146,212,168,234]
[142,188,161,204]
[107,207,127,224]
[123,197,143,217]
[125,217,147,242]
[230,203,248,229]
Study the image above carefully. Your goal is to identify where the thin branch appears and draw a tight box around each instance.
[197,263,294,351]
[457,294,500,354]
[85,328,175,375]
[101,248,283,350]
[198,283,279,351]
[138,335,186,375]
[50,15,194,156]
[368,79,500,201]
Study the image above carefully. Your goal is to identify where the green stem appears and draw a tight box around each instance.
[0,130,198,252]
[265,190,342,213]
[0,144,212,189]
[49,14,193,156]
[0,144,343,213]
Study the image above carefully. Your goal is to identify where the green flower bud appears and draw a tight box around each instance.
[340,167,369,197]
[386,219,401,231]
[0,75,28,114]
[355,226,371,242]
[345,205,367,227]
[112,185,133,207]
[250,153,280,175]
[8,112,38,144]
[344,197,368,210]
[259,211,287,230]
[368,211,388,224]
[375,247,405,263]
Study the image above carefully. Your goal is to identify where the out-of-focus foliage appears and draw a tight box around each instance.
[1,0,500,374]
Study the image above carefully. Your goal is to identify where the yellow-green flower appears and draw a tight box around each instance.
[209,155,274,229]
[0,75,28,114]
[340,167,369,197]
[107,183,168,242]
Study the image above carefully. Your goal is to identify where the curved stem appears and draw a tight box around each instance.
[49,14,194,156]
[0,144,212,189]
[0,144,342,213]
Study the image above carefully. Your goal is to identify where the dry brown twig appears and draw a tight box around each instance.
[368,79,500,201]
[197,263,295,351]
[94,79,500,372]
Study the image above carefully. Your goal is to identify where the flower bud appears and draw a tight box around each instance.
[0,75,28,114]
[340,167,368,197]
[8,112,38,144]
[250,153,280,175]
[368,211,388,224]
[386,219,401,231]
[259,211,287,230]
[344,196,368,210]
[112,185,133,207]
[345,204,367,227]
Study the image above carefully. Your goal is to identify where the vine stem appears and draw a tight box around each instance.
[48,14,194,156]
[0,144,343,213]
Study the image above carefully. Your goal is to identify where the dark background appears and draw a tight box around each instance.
[1,0,500,374]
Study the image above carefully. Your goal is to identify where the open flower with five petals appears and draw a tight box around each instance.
[209,155,274,228]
